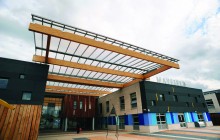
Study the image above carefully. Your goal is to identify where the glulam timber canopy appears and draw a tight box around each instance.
[29,14,180,96]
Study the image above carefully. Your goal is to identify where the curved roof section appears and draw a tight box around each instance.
[29,14,180,96]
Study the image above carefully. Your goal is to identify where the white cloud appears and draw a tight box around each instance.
[0,0,220,91]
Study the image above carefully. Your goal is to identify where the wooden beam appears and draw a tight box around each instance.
[45,35,51,63]
[46,85,111,94]
[122,66,171,88]
[0,99,15,110]
[33,55,143,79]
[46,90,102,96]
[29,23,180,69]
[143,66,171,78]
[47,74,123,88]
[123,79,142,88]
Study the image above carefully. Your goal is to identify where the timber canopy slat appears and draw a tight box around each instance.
[29,14,180,96]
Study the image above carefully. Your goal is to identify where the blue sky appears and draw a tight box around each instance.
[0,0,220,91]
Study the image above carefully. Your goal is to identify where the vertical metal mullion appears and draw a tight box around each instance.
[41,33,43,56]
[33,32,37,55]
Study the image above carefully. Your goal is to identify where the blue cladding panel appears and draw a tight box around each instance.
[112,116,116,125]
[192,112,199,122]
[144,113,150,125]
[171,112,174,124]
[206,112,211,121]
[125,114,133,125]
[190,112,194,122]
[166,113,172,124]
[138,113,145,125]
[173,113,179,124]
[203,112,211,122]
[148,113,157,126]
[108,117,112,125]
[184,112,192,122]
[139,113,151,126]
[203,112,208,122]
[125,115,128,125]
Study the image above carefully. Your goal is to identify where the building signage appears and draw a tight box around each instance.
[156,77,186,87]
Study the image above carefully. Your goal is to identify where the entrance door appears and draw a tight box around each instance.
[119,116,125,129]
[178,113,186,127]
[133,115,139,130]
[157,113,167,130]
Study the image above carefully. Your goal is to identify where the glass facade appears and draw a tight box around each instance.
[40,97,62,129]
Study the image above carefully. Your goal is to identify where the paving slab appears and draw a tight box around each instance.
[38,126,220,140]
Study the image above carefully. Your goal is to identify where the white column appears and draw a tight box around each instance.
[65,117,68,131]
[92,117,95,130]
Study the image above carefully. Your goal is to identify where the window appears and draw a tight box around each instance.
[198,113,204,122]
[156,113,167,129]
[0,78,8,89]
[106,101,109,112]
[151,100,156,106]
[80,101,83,109]
[195,97,198,103]
[130,92,137,108]
[99,103,102,114]
[73,101,77,109]
[159,94,165,101]
[106,101,110,112]
[89,101,91,109]
[119,96,125,110]
[19,74,25,79]
[205,99,214,108]
[22,92,32,100]
[173,95,178,102]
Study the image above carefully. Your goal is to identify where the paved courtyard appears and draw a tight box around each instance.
[38,126,220,140]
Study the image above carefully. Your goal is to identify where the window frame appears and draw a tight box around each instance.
[159,94,165,101]
[205,99,214,108]
[0,78,9,89]
[173,95,178,102]
[130,92,137,108]
[151,100,156,106]
[19,74,25,79]
[22,91,32,101]
[73,101,77,109]
[119,96,125,110]
[106,101,109,113]
[79,101,83,109]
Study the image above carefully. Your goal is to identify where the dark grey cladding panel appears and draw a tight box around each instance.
[139,81,208,113]
[0,57,49,105]
[216,94,220,103]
